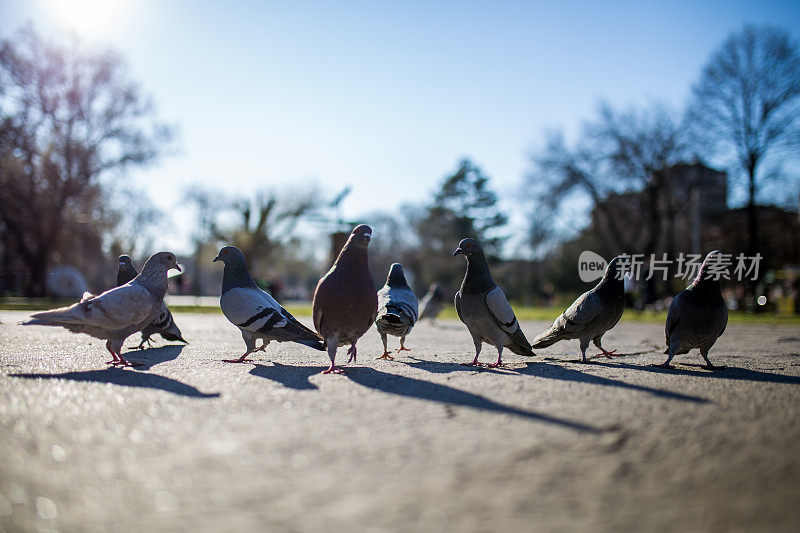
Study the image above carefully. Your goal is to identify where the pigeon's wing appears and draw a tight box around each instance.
[28,284,155,330]
[484,287,520,334]
[532,290,600,347]
[222,287,320,343]
[485,287,533,354]
[664,293,683,347]
[454,291,464,323]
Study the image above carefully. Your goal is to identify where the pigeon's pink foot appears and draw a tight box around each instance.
[396,346,411,353]
[377,351,394,360]
[488,360,504,368]
[346,345,357,364]
[322,365,345,374]
[116,355,142,368]
[462,356,481,367]
[596,348,617,358]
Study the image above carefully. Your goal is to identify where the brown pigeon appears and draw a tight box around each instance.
[312,224,378,374]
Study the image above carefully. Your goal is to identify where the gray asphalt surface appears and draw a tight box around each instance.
[1,310,800,532]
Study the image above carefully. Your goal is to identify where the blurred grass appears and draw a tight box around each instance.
[3,298,800,326]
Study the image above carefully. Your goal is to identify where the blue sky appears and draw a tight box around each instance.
[2,0,799,255]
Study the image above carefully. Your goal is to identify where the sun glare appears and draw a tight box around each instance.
[50,0,129,35]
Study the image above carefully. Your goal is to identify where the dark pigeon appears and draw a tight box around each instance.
[312,225,378,374]
[656,250,728,370]
[532,256,625,363]
[117,255,187,349]
[22,252,181,367]
[213,246,323,363]
[375,263,418,359]
[418,282,446,323]
[453,238,534,367]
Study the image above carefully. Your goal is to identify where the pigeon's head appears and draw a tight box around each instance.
[696,250,724,282]
[118,255,132,269]
[453,238,483,258]
[213,246,246,266]
[386,263,407,286]
[604,256,625,281]
[146,252,181,273]
[349,224,373,248]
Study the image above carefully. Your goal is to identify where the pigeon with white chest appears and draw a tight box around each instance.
[213,246,324,363]
[375,263,418,359]
[22,251,181,367]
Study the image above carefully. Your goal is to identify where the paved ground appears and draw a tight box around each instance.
[1,309,799,532]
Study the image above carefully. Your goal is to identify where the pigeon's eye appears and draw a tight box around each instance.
[465,243,472,248]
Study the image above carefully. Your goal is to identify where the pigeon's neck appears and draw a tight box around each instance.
[222,262,257,294]
[133,263,169,301]
[461,253,495,294]
[117,265,138,287]
[690,277,722,297]
[334,243,369,272]
[386,270,409,289]
[594,272,623,295]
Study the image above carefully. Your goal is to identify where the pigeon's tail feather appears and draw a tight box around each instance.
[24,306,86,326]
[531,327,563,349]
[508,340,535,357]
[160,330,188,343]
[296,337,325,351]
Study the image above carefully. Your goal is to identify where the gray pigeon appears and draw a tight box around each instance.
[375,263,419,359]
[22,252,181,367]
[117,255,187,349]
[453,238,534,367]
[531,256,625,363]
[213,246,324,363]
[418,283,446,323]
[656,250,728,370]
[312,224,378,374]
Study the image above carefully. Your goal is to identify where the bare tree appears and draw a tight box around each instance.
[688,25,800,258]
[185,183,321,285]
[0,26,172,295]
[526,102,688,259]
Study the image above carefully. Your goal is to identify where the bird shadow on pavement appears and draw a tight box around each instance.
[597,361,800,385]
[125,344,185,370]
[543,351,652,364]
[396,357,508,375]
[10,368,220,398]
[512,362,709,403]
[343,366,601,433]
[250,362,325,390]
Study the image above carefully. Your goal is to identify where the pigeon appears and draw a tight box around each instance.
[312,224,378,374]
[418,283,446,323]
[375,263,419,359]
[212,246,324,363]
[453,238,534,367]
[531,256,625,363]
[22,251,181,367]
[117,255,187,349]
[656,250,728,370]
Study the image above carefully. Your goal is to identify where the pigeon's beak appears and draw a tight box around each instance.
[212,255,220,263]
[174,263,182,272]
[453,248,463,256]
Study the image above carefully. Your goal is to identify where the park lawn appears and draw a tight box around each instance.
[3,298,799,326]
